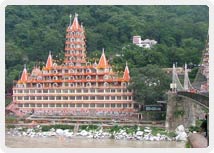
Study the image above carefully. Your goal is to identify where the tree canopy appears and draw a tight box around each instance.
[129,65,171,105]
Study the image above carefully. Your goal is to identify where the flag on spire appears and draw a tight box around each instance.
[123,61,130,81]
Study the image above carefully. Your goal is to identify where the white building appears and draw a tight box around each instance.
[133,36,157,49]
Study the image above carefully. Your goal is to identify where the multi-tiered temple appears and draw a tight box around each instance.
[7,14,136,117]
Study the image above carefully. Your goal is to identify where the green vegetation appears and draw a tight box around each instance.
[185,142,191,148]
[5,116,17,123]
[5,6,208,105]
[188,119,203,132]
[140,111,166,120]
[174,110,185,117]
[129,65,171,104]
[41,124,74,131]
[79,124,99,131]
[6,124,15,129]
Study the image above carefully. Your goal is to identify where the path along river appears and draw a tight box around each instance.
[5,135,185,148]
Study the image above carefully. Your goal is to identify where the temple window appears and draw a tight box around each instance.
[105,96,109,100]
[30,96,35,100]
[37,96,42,100]
[56,104,61,107]
[117,104,121,107]
[63,104,68,107]
[37,104,42,107]
[70,104,75,107]
[63,96,68,100]
[90,96,95,100]
[56,96,61,100]
[111,104,115,108]
[43,89,48,93]
[43,104,48,107]
[50,104,55,107]
[83,104,89,107]
[24,96,29,100]
[123,104,128,108]
[43,96,48,100]
[105,104,110,107]
[77,104,82,107]
[49,96,55,100]
[49,89,55,93]
[37,89,42,93]
[90,104,95,107]
[24,103,29,107]
[70,96,75,100]
[97,104,104,107]
[30,104,35,107]
[24,90,29,93]
[18,104,23,107]
[83,96,89,100]
[97,96,104,100]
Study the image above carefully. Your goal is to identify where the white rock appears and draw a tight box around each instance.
[80,130,88,136]
[175,132,187,141]
[144,129,152,133]
[56,129,64,135]
[136,131,144,136]
[175,125,185,134]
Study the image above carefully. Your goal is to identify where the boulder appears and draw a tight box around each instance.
[80,130,88,136]
[176,132,187,141]
[175,125,185,134]
[56,129,64,135]
[136,131,144,136]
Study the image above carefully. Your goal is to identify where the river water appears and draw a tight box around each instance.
[5,135,185,148]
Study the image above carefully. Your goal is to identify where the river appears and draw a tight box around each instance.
[5,135,186,148]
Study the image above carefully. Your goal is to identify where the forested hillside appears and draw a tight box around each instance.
[5,5,208,93]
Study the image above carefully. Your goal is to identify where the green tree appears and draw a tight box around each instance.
[129,64,170,105]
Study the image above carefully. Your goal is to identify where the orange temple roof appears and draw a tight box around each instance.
[123,62,130,81]
[20,65,28,82]
[97,49,109,69]
[46,52,53,69]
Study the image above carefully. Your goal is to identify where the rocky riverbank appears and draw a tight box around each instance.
[6,124,189,142]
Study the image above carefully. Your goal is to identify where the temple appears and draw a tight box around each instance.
[7,13,136,118]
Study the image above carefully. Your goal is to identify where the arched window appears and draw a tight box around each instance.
[86,62,91,66]
[53,83,58,87]
[70,76,74,80]
[53,70,57,74]
[104,82,109,87]
[70,69,74,73]
[37,83,42,88]
[86,75,91,80]
[86,68,91,73]
[122,82,127,87]
[69,62,74,66]
[37,76,42,81]
[53,76,58,80]
[86,82,91,87]
[70,83,75,87]
[104,75,108,80]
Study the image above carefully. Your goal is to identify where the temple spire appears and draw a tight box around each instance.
[46,51,53,69]
[97,48,108,69]
[70,12,81,30]
[123,61,130,81]
[20,64,28,82]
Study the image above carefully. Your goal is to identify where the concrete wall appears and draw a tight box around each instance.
[165,93,206,131]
